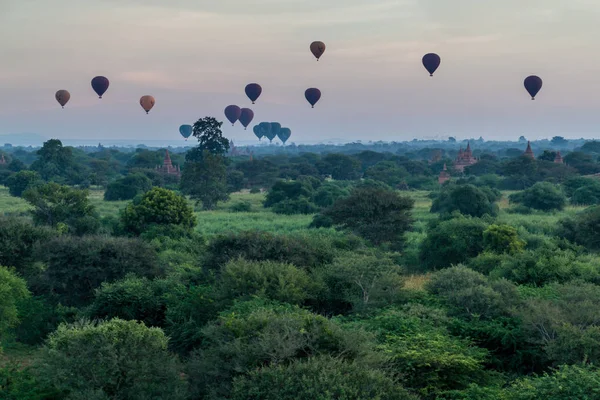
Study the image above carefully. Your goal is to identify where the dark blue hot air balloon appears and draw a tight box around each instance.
[422,53,441,77]
[91,76,110,99]
[253,125,263,141]
[524,76,543,100]
[278,127,291,145]
[224,105,242,126]
[179,125,192,140]
[239,108,254,130]
[305,88,321,108]
[245,83,262,104]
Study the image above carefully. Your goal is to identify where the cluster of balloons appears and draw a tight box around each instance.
[253,122,292,144]
[53,45,544,145]
[55,76,157,114]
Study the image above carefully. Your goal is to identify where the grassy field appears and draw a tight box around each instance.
[0,187,580,239]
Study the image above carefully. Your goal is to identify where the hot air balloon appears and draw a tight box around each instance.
[239,108,254,130]
[253,125,263,141]
[310,41,326,61]
[179,125,193,140]
[91,76,110,98]
[140,96,155,114]
[258,122,274,142]
[305,88,321,108]
[524,76,543,100]
[278,127,291,145]
[422,53,441,77]
[225,105,242,125]
[265,122,281,142]
[245,83,262,104]
[55,90,70,108]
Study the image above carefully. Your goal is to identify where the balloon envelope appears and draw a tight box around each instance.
[258,122,273,142]
[278,127,291,144]
[310,41,326,60]
[140,95,155,114]
[91,76,110,98]
[55,90,70,108]
[253,125,263,140]
[239,108,254,129]
[422,53,441,76]
[225,105,242,125]
[245,83,262,104]
[524,76,543,100]
[305,88,321,108]
[179,125,193,140]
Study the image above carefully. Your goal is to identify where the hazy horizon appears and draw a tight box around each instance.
[2,0,600,143]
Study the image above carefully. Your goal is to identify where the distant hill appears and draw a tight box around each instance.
[0,132,48,147]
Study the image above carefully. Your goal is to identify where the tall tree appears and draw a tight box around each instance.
[181,117,231,210]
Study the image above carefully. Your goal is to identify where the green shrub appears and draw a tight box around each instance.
[271,196,319,215]
[483,224,526,254]
[431,184,498,217]
[231,356,418,400]
[33,236,163,307]
[419,217,488,270]
[0,217,52,276]
[5,171,40,197]
[103,173,153,201]
[0,363,58,400]
[218,259,315,304]
[120,187,196,235]
[229,201,252,212]
[0,266,30,341]
[38,319,187,400]
[186,299,374,399]
[509,182,567,211]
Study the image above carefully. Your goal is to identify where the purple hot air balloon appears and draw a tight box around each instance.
[524,76,543,100]
[239,108,254,130]
[91,76,110,99]
[422,53,441,77]
[305,88,321,108]
[245,83,262,104]
[224,105,242,126]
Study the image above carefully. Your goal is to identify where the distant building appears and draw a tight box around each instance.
[0,154,6,165]
[429,150,442,164]
[438,163,451,184]
[156,150,180,178]
[524,141,535,159]
[229,141,251,157]
[454,142,478,172]
[554,151,563,164]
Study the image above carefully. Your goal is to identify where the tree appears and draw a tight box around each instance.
[34,236,163,306]
[317,186,414,249]
[419,217,488,270]
[0,266,30,342]
[0,217,52,276]
[30,139,84,183]
[571,182,600,205]
[364,161,408,187]
[120,187,196,235]
[181,151,229,210]
[185,116,230,161]
[559,206,600,250]
[483,224,525,254]
[509,182,567,211]
[5,170,40,197]
[104,173,152,201]
[38,319,187,400]
[321,153,362,180]
[23,182,99,235]
[537,150,557,162]
[431,184,498,217]
[231,356,418,400]
[551,136,568,145]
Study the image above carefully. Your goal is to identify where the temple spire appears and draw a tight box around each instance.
[524,141,535,159]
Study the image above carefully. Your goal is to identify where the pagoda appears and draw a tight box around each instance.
[454,142,478,172]
[554,151,563,164]
[438,163,451,184]
[156,150,181,178]
[524,141,535,159]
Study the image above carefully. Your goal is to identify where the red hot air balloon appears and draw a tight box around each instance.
[91,76,110,98]
[524,76,543,100]
[310,41,326,61]
[140,95,155,114]
[239,108,254,130]
[422,53,441,77]
[305,88,321,108]
[245,83,262,104]
[224,105,242,126]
